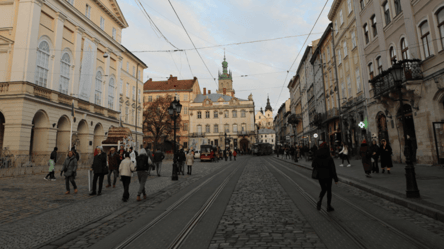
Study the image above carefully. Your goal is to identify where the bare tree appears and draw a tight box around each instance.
[143,95,182,150]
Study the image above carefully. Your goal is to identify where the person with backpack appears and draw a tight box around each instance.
[360,140,372,178]
[90,146,107,196]
[312,142,338,212]
[136,149,150,201]
[61,150,78,195]
[153,148,165,177]
[119,152,135,202]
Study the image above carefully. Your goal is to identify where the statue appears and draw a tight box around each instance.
[248,93,253,101]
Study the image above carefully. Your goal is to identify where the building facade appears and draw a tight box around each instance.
[188,57,256,152]
[0,0,146,163]
[355,0,444,164]
[255,97,274,130]
[287,75,303,146]
[258,128,276,150]
[142,75,201,150]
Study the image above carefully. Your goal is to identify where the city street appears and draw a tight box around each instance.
[1,156,444,249]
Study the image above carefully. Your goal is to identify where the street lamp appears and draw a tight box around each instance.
[168,97,182,181]
[390,60,420,198]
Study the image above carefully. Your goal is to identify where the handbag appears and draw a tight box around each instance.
[312,167,318,179]
[103,165,109,175]
[148,157,153,165]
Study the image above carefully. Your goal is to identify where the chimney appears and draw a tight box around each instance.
[208,90,211,94]
[223,88,226,95]
[203,88,206,95]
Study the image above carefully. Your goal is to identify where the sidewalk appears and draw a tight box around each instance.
[277,155,444,222]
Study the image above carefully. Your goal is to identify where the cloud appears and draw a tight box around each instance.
[119,0,333,116]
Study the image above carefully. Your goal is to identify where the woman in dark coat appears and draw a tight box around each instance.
[370,140,380,173]
[312,142,339,212]
[360,140,372,177]
[61,151,78,194]
[379,139,393,174]
[90,146,107,196]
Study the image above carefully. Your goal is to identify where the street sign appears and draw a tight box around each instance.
[286,135,290,141]
[358,121,365,129]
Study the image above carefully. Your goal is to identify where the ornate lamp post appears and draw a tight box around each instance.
[168,97,182,181]
[390,61,420,198]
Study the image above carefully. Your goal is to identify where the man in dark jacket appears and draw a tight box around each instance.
[90,146,107,196]
[153,148,165,177]
[106,147,120,188]
[178,149,186,175]
[312,142,338,212]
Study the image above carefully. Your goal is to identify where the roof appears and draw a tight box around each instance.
[310,23,333,64]
[102,127,132,145]
[122,45,148,68]
[295,46,312,76]
[193,93,247,103]
[258,128,275,134]
[144,76,197,91]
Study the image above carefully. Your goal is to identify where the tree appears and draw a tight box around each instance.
[143,95,182,151]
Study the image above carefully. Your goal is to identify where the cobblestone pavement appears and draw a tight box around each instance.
[0,158,230,249]
[209,158,326,249]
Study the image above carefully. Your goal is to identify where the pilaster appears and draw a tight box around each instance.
[103,47,112,109]
[71,26,84,97]
[89,38,100,104]
[115,56,123,111]
[49,12,67,91]
[10,0,44,83]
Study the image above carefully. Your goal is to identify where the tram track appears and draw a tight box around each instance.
[114,162,240,249]
[265,157,432,249]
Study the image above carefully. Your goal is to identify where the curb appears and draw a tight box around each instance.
[275,157,444,223]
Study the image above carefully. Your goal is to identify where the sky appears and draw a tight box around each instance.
[119,0,333,115]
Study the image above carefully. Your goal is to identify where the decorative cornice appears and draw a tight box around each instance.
[56,12,67,23]
[75,26,85,35]
[35,0,46,7]
[327,0,342,21]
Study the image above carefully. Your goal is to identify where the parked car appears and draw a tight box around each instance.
[194,150,201,159]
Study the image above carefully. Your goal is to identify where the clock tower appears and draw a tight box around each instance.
[217,52,234,96]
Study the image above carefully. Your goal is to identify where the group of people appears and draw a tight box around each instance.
[359,139,393,177]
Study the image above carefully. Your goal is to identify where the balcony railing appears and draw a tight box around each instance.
[370,59,423,98]
[190,132,206,137]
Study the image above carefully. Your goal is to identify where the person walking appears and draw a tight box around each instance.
[178,149,186,175]
[379,139,393,174]
[146,148,154,175]
[312,142,338,212]
[153,148,165,177]
[233,150,237,161]
[61,151,78,195]
[119,152,135,202]
[370,140,380,173]
[129,147,137,168]
[224,150,227,161]
[119,145,125,161]
[106,147,120,188]
[45,147,58,181]
[90,146,107,196]
[229,150,232,161]
[136,148,150,201]
[359,140,372,177]
[186,150,195,175]
[339,143,351,167]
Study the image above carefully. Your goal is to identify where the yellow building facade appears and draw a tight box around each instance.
[0,0,146,167]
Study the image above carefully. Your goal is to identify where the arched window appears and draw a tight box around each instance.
[436,8,444,48]
[95,71,102,105]
[420,21,431,58]
[232,110,237,118]
[35,41,50,87]
[197,111,202,119]
[389,47,396,65]
[368,62,374,79]
[401,38,409,60]
[108,78,115,109]
[60,53,70,94]
[376,56,382,74]
[214,124,219,133]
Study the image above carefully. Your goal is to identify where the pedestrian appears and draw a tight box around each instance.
[45,147,58,181]
[370,140,380,173]
[224,150,227,161]
[119,152,135,202]
[233,150,237,161]
[136,148,150,201]
[284,149,287,159]
[129,147,137,167]
[119,145,125,161]
[186,150,195,175]
[90,146,107,196]
[179,149,186,174]
[312,142,338,212]
[153,148,165,176]
[379,139,393,174]
[71,146,80,162]
[359,140,372,177]
[339,143,351,167]
[106,147,120,188]
[229,150,232,161]
[61,150,78,195]
[146,148,154,175]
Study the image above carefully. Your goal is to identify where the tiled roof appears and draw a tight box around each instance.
[193,93,247,103]
[144,75,197,91]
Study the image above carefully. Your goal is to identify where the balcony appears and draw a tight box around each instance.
[190,132,206,137]
[0,81,120,120]
[370,59,423,99]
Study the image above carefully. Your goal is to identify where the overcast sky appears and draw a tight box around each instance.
[119,0,333,115]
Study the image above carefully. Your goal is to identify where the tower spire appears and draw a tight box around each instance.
[265,95,272,112]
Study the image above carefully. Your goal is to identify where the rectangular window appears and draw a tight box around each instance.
[356,69,361,92]
[126,83,129,97]
[347,0,352,13]
[148,96,152,102]
[347,76,351,97]
[100,17,105,30]
[384,2,391,25]
[372,15,378,37]
[338,50,342,64]
[233,111,237,118]
[340,10,343,25]
[376,57,382,74]
[184,107,188,115]
[138,89,141,103]
[233,124,238,133]
[112,28,116,39]
[341,82,345,100]
[364,24,369,44]
[360,0,364,10]
[214,111,218,118]
[125,106,129,123]
[343,41,348,58]
[335,21,338,33]
[214,125,219,133]
[132,109,135,125]
[420,21,432,58]
[85,4,91,19]
[206,125,210,133]
[205,111,210,118]
[224,124,229,133]
[183,123,188,131]
[351,31,356,48]
[394,0,402,16]
[119,79,123,95]
[132,86,135,100]
[133,66,135,77]
[184,94,188,101]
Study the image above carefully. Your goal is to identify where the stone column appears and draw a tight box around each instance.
[71,27,84,97]
[10,0,43,83]
[49,12,67,91]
